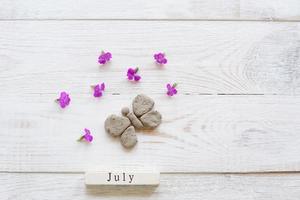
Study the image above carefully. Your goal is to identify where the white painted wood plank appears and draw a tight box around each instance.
[0,0,300,20]
[240,0,300,21]
[1,94,300,172]
[2,173,300,199]
[0,21,300,95]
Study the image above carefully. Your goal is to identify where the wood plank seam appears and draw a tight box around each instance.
[0,19,300,22]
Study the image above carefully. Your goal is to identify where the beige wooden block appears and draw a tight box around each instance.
[85,171,160,186]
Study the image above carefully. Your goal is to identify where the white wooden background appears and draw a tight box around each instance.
[1,0,300,199]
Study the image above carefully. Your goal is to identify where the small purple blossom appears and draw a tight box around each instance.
[92,82,105,97]
[166,83,178,96]
[154,52,167,65]
[127,67,141,82]
[78,128,93,143]
[56,91,71,108]
[98,51,112,65]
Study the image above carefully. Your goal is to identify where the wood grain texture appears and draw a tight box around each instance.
[0,0,300,20]
[1,1,300,199]
[1,21,300,95]
[2,173,300,199]
[1,94,300,172]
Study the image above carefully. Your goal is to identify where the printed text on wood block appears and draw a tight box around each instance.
[85,171,160,186]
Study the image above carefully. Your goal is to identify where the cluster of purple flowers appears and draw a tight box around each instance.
[56,92,71,108]
[127,67,141,82]
[154,53,167,65]
[92,83,105,97]
[98,51,112,65]
[77,128,93,143]
[166,83,178,96]
[56,50,178,143]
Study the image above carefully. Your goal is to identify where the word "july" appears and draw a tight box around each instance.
[107,172,134,183]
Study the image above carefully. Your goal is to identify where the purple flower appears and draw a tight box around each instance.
[92,82,105,97]
[154,52,167,65]
[166,83,178,96]
[78,128,93,143]
[98,51,112,65]
[127,67,141,82]
[56,91,71,108]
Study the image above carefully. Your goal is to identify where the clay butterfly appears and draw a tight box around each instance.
[104,94,162,148]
